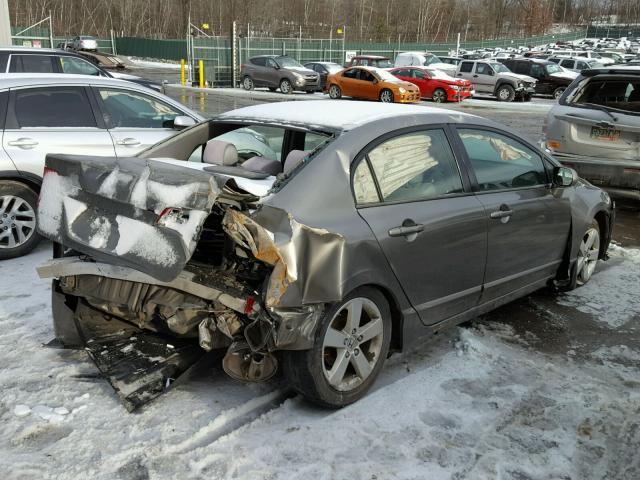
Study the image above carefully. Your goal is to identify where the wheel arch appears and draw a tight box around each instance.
[354,282,405,354]
[593,209,611,259]
[0,171,42,194]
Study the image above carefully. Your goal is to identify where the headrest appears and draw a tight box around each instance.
[242,156,282,176]
[283,150,307,174]
[203,140,238,166]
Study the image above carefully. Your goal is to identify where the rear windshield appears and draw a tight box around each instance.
[566,75,640,114]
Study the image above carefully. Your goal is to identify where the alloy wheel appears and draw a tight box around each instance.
[432,89,446,103]
[243,76,254,90]
[498,88,510,100]
[554,87,565,100]
[380,90,393,103]
[280,79,292,94]
[329,85,341,99]
[576,226,600,285]
[0,195,36,249]
[321,297,384,392]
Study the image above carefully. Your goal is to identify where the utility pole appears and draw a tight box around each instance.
[0,0,11,46]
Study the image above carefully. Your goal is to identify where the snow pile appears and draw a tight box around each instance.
[114,215,178,267]
[1,245,639,479]
[557,244,640,329]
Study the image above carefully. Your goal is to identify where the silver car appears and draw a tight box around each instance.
[544,66,640,201]
[0,74,202,259]
[71,36,98,52]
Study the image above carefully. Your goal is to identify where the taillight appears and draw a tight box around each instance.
[156,207,184,226]
[547,140,561,150]
[244,296,256,315]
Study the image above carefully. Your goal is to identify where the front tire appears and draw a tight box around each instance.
[432,88,447,103]
[282,287,392,407]
[576,220,600,286]
[0,181,40,260]
[496,84,515,102]
[379,89,394,103]
[328,84,342,99]
[279,78,292,94]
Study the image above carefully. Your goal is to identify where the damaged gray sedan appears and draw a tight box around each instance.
[36,101,614,410]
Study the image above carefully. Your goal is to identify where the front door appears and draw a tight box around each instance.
[455,127,571,303]
[354,127,487,325]
[93,87,184,156]
[473,63,495,94]
[3,86,115,178]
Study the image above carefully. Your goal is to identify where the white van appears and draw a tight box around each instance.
[394,52,457,75]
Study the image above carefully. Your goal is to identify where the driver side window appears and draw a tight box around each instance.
[458,128,547,191]
[267,58,278,68]
[475,63,491,75]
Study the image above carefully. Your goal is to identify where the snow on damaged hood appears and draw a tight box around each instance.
[37,154,224,282]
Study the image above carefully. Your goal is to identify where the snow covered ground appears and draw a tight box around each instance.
[1,243,639,480]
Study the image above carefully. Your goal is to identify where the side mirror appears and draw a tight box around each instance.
[488,70,495,76]
[554,166,577,187]
[372,78,378,84]
[173,116,196,129]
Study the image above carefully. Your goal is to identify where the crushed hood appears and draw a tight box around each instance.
[37,154,222,281]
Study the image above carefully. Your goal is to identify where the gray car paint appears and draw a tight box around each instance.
[37,102,614,357]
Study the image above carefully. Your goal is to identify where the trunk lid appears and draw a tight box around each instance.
[37,154,221,282]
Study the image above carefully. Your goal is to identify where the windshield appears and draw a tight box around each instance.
[422,54,441,66]
[567,76,640,114]
[491,63,511,73]
[546,64,563,74]
[276,56,304,68]
[325,63,343,74]
[374,69,398,81]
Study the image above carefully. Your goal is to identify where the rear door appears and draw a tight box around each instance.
[354,127,487,326]
[93,87,185,156]
[456,61,475,83]
[3,85,115,178]
[454,127,570,303]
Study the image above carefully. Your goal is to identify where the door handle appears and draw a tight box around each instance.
[473,74,478,78]
[490,204,514,221]
[7,138,38,149]
[388,223,424,237]
[456,73,462,76]
[116,138,141,146]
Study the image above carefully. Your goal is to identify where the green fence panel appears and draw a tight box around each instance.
[115,37,186,61]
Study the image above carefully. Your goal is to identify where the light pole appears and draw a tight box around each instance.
[0,0,11,46]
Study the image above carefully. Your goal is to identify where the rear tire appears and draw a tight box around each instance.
[282,287,392,408]
[279,78,292,94]
[328,84,342,99]
[553,87,566,100]
[496,84,515,102]
[432,88,447,103]
[0,181,40,260]
[242,76,254,91]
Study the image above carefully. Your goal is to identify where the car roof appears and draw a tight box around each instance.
[582,65,640,75]
[0,47,87,58]
[353,55,389,59]
[217,100,478,131]
[0,73,151,89]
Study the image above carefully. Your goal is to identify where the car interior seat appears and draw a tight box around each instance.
[203,140,239,166]
[283,150,307,174]
[241,156,282,176]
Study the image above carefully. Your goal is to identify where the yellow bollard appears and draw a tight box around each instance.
[199,60,204,88]
[180,59,185,86]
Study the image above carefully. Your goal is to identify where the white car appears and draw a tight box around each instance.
[394,52,457,75]
[71,36,98,52]
[0,74,203,259]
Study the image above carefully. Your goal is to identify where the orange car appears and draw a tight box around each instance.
[325,66,420,103]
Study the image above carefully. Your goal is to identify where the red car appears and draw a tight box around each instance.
[389,66,474,102]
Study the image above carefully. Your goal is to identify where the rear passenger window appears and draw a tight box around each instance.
[459,62,474,73]
[353,161,379,204]
[10,55,56,73]
[458,129,547,190]
[251,57,266,67]
[362,129,463,203]
[13,87,96,128]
